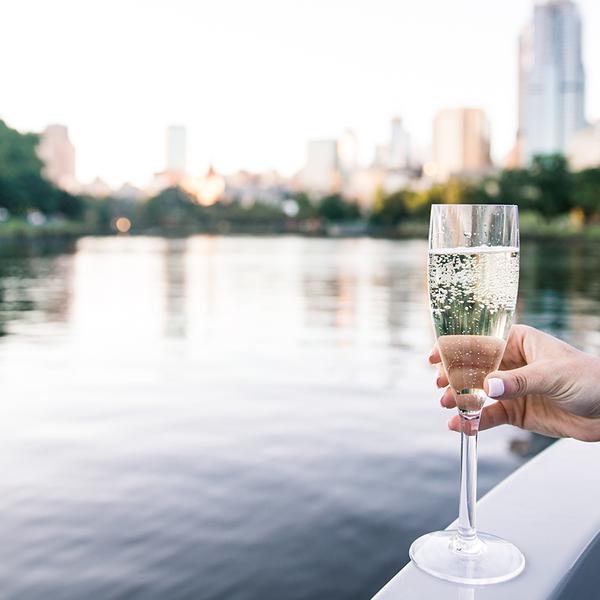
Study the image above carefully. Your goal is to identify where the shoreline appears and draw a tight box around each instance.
[1,219,600,246]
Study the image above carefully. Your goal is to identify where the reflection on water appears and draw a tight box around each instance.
[519,241,600,352]
[0,236,598,599]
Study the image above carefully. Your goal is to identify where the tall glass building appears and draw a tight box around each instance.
[519,0,586,163]
[166,125,187,173]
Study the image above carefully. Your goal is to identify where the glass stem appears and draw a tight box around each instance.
[455,411,481,553]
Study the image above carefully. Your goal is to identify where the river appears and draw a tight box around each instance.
[0,235,599,599]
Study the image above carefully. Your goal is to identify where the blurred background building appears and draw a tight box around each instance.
[166,125,187,175]
[147,126,190,195]
[224,170,290,207]
[432,108,492,181]
[302,139,341,195]
[517,0,586,164]
[79,176,112,198]
[567,121,600,169]
[388,117,411,170]
[337,129,359,178]
[37,124,77,192]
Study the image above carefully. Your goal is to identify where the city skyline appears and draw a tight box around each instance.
[2,0,599,187]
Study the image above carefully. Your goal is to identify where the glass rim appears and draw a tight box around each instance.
[430,204,518,208]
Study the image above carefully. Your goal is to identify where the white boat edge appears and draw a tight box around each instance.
[371,437,600,600]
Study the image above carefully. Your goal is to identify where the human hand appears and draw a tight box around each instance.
[429,325,600,442]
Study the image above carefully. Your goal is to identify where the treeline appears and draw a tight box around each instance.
[371,155,600,227]
[139,155,600,232]
[83,187,365,234]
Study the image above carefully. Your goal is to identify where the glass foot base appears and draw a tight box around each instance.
[409,530,525,585]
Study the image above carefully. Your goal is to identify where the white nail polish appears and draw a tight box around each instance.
[487,378,505,398]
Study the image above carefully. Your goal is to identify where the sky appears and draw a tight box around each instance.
[2,0,599,188]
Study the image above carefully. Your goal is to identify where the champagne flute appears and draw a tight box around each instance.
[409,204,525,584]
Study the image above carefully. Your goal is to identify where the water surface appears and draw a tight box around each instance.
[0,236,598,599]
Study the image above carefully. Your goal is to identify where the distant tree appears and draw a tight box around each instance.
[0,121,46,215]
[439,179,490,205]
[0,120,45,182]
[573,168,600,221]
[528,154,573,218]
[423,184,445,208]
[291,192,318,220]
[494,168,537,211]
[55,189,85,219]
[143,186,197,228]
[209,200,285,224]
[345,200,361,220]
[317,194,360,222]
[370,190,410,226]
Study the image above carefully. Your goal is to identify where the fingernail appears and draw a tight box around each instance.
[434,371,441,387]
[439,388,447,404]
[487,378,505,398]
[427,350,434,363]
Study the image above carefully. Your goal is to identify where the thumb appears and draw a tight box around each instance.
[484,362,555,400]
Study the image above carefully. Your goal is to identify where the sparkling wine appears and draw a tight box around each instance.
[437,335,506,411]
[428,246,519,411]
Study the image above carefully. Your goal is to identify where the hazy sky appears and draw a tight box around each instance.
[2,0,599,187]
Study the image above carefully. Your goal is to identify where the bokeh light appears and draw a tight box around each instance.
[114,217,132,233]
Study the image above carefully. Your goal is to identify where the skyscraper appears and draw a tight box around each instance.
[388,117,411,170]
[432,108,491,180]
[37,124,76,191]
[303,139,340,193]
[518,0,586,163]
[166,125,187,173]
[567,121,600,170]
[337,129,359,176]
